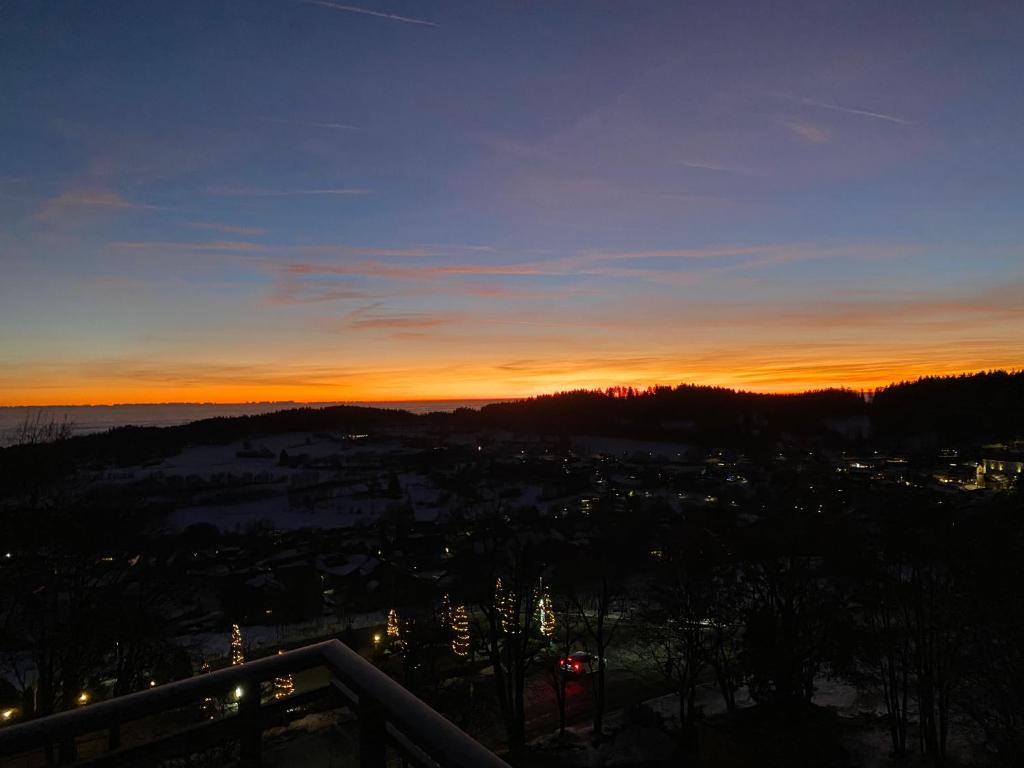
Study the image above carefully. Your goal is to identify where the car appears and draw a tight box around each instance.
[558,651,604,674]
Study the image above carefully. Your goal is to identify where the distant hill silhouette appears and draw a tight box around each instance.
[0,405,418,496]
[1,370,1021,495]
[459,371,1024,446]
[440,384,868,446]
[871,369,1024,444]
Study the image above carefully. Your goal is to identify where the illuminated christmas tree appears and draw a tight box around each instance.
[272,650,294,700]
[387,608,402,646]
[495,578,516,634]
[439,593,452,629]
[451,604,470,657]
[230,623,245,666]
[538,588,556,638]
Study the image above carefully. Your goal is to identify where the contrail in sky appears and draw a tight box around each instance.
[793,95,913,125]
[301,0,438,27]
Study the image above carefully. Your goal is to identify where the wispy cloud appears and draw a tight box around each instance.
[210,186,371,197]
[280,261,557,280]
[672,159,752,176]
[300,0,438,27]
[412,243,497,254]
[704,242,918,274]
[783,119,831,144]
[271,273,569,310]
[341,304,460,331]
[293,244,442,258]
[269,275,369,305]
[699,282,1024,332]
[260,117,360,131]
[64,359,367,390]
[35,189,165,221]
[188,222,268,236]
[457,282,600,300]
[110,240,267,253]
[476,135,553,162]
[269,241,910,286]
[494,355,663,376]
[575,245,779,263]
[111,239,439,260]
[277,257,681,284]
[114,238,914,296]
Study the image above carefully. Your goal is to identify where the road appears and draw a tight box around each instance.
[279,624,676,748]
[522,644,672,739]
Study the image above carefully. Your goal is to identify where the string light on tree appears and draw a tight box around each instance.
[537,587,556,638]
[273,650,294,700]
[451,604,470,657]
[440,593,452,629]
[495,578,516,634]
[230,623,245,666]
[387,608,402,646]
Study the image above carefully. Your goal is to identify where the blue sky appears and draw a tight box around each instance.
[1,1,1022,403]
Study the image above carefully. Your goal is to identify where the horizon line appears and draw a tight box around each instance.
[3,368,1018,409]
[0,397,513,409]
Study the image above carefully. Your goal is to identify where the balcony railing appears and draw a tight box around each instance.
[0,639,510,767]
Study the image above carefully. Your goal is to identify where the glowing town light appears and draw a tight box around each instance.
[2,708,16,720]
[373,633,382,646]
[200,661,216,719]
[451,604,470,657]
[234,686,244,700]
[77,692,90,705]
[230,623,245,666]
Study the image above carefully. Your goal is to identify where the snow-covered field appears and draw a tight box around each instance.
[167,497,376,533]
[139,433,362,478]
[119,433,459,532]
[174,611,387,662]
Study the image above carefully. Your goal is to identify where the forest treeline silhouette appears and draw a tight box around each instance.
[2,370,1021,494]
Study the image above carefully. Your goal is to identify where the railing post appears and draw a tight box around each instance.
[108,722,121,751]
[238,679,262,768]
[57,735,76,765]
[358,694,387,768]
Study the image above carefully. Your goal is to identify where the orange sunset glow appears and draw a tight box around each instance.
[4,351,1022,407]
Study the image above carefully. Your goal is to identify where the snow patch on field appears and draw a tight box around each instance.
[175,612,386,661]
[167,498,375,533]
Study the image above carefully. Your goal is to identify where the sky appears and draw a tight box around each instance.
[1,0,1023,405]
